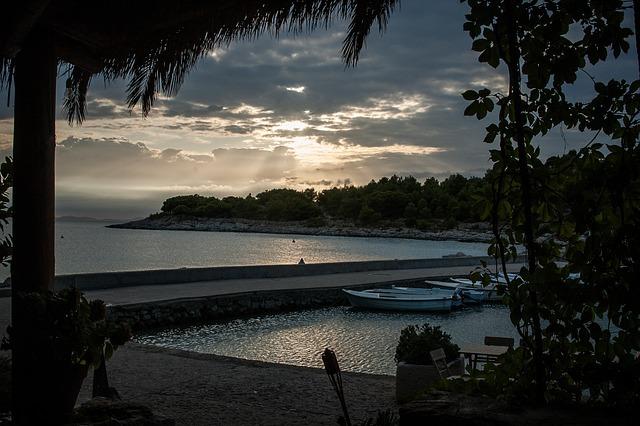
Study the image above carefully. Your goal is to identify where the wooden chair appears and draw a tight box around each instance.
[430,348,452,379]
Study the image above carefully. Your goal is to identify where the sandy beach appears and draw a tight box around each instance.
[77,344,395,426]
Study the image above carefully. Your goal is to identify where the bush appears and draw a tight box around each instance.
[147,212,165,220]
[394,324,459,365]
[442,217,458,229]
[304,216,327,227]
[416,219,435,231]
[172,204,191,215]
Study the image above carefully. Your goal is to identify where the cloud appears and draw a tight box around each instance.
[0,0,636,218]
[55,136,297,188]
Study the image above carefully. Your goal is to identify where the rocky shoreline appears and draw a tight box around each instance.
[108,215,493,243]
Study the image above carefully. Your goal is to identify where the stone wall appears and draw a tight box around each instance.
[57,256,515,291]
[107,278,432,331]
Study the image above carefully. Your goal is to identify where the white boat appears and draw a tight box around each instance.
[390,285,482,305]
[426,279,504,302]
[498,272,520,282]
[343,288,454,312]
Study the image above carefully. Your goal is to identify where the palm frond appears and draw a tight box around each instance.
[49,0,400,124]
[0,58,14,107]
[62,65,92,124]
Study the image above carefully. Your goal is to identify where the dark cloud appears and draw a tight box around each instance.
[0,0,636,218]
[223,125,252,134]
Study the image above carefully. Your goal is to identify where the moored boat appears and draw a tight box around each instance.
[390,285,482,305]
[343,288,454,312]
[426,279,504,302]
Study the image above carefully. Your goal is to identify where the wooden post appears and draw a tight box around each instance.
[11,33,57,424]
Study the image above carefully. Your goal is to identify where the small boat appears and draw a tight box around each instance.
[343,288,454,312]
[390,285,483,306]
[497,272,520,282]
[426,279,503,302]
[417,282,487,304]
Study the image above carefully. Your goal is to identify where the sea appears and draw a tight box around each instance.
[0,219,489,280]
[137,305,518,375]
[2,220,513,375]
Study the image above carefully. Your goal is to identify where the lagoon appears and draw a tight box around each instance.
[136,305,517,376]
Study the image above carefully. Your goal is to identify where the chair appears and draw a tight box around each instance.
[430,348,452,379]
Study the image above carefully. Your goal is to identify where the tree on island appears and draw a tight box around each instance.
[155,173,489,229]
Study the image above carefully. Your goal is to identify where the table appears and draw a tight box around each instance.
[459,344,509,370]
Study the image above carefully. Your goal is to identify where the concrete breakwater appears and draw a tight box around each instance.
[56,256,522,330]
[107,277,434,331]
[109,215,494,243]
[54,256,502,291]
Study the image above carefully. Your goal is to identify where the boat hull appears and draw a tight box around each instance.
[343,289,453,312]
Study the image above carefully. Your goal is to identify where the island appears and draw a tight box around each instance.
[110,174,494,243]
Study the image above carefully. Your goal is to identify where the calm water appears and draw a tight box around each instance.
[1,220,489,280]
[136,305,517,376]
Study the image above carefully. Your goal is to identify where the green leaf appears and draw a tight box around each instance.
[462,90,479,100]
[464,101,478,116]
[483,98,494,112]
[472,39,490,52]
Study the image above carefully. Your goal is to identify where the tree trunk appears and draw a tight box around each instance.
[503,0,546,403]
[634,0,640,78]
[11,32,57,424]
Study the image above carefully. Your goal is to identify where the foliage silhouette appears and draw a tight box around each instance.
[462,0,640,405]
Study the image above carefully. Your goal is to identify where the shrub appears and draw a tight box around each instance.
[172,204,191,215]
[415,219,434,230]
[305,216,327,227]
[394,324,459,365]
[147,212,165,220]
[442,217,458,229]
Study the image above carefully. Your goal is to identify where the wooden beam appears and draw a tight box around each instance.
[0,0,51,57]
[55,33,103,73]
[11,32,57,424]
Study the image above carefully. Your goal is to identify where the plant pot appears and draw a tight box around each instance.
[50,362,89,422]
[395,357,464,403]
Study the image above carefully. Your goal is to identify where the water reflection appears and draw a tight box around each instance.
[1,220,490,280]
[136,305,518,375]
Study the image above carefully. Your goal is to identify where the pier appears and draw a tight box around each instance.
[0,256,523,331]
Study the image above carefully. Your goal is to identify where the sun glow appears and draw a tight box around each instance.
[285,86,306,93]
[273,120,309,131]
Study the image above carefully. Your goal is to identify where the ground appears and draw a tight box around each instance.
[2,297,394,425]
[78,344,396,426]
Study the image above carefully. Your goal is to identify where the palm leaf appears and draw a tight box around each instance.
[1,0,400,124]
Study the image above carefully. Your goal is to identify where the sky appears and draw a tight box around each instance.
[0,0,636,219]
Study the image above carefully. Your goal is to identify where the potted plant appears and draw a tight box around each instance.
[3,287,131,423]
[394,324,463,403]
